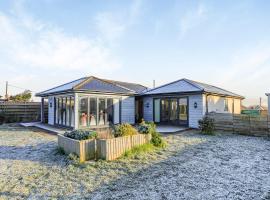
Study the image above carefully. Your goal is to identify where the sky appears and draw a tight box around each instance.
[0,0,270,106]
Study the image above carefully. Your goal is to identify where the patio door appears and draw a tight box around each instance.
[161,99,170,123]
[159,97,189,126]
[179,98,188,126]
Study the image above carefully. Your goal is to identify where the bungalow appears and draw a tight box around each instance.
[36,76,244,129]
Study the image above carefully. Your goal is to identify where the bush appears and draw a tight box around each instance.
[64,130,97,140]
[137,120,166,148]
[151,131,166,148]
[136,120,156,135]
[198,116,215,134]
[113,123,138,137]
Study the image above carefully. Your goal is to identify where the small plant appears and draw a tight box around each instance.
[113,123,138,137]
[136,120,156,135]
[137,120,166,148]
[64,130,97,140]
[55,146,65,155]
[151,131,167,148]
[198,116,215,135]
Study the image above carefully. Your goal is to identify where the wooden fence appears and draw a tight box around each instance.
[58,134,96,162]
[207,113,270,137]
[0,102,48,123]
[58,134,152,162]
[97,134,152,161]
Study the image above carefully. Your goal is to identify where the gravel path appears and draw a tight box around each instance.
[0,124,270,200]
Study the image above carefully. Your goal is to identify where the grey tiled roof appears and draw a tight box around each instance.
[36,76,148,96]
[186,79,244,98]
[142,78,244,98]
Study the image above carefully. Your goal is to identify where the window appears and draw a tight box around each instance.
[98,98,106,125]
[179,98,188,121]
[89,98,97,126]
[107,98,113,124]
[224,99,229,112]
[79,98,88,127]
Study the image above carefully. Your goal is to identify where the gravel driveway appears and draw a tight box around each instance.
[0,124,269,200]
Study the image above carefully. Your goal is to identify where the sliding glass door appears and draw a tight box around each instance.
[155,97,188,126]
[55,96,75,128]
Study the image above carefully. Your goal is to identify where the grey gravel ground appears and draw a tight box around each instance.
[0,124,270,200]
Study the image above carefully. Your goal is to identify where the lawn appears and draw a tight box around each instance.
[0,124,269,199]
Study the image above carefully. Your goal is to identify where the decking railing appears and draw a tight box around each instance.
[207,113,270,137]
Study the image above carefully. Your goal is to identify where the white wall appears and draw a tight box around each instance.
[48,96,55,125]
[189,95,204,128]
[121,96,135,124]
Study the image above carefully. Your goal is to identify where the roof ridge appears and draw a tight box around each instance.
[36,77,86,95]
[141,78,203,94]
[101,78,136,93]
[189,79,242,97]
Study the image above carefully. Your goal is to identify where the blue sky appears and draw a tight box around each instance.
[0,0,270,105]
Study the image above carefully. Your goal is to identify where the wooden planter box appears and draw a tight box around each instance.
[97,134,152,161]
[58,134,96,162]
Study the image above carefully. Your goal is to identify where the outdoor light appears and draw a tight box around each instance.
[49,102,52,108]
[146,102,150,108]
[194,102,198,109]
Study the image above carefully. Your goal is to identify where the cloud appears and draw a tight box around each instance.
[94,0,143,43]
[0,5,121,73]
[179,3,207,37]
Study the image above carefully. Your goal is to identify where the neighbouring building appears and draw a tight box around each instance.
[36,76,244,129]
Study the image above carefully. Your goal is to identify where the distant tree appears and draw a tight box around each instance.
[9,90,32,102]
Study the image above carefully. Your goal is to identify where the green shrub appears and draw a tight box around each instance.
[137,120,166,148]
[113,123,138,137]
[136,120,156,135]
[198,116,215,134]
[64,130,97,140]
[151,131,166,148]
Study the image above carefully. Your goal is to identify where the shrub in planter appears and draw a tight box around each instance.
[136,120,156,135]
[64,130,97,140]
[198,116,215,134]
[113,123,138,137]
[137,120,166,148]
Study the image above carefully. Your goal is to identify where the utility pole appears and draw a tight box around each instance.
[259,97,262,107]
[153,80,155,88]
[5,81,8,101]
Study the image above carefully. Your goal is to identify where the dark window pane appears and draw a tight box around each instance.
[79,98,88,127]
[107,98,113,124]
[98,98,106,125]
[90,98,97,126]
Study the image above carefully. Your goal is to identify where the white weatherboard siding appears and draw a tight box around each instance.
[189,95,204,128]
[121,96,135,124]
[113,99,120,124]
[143,96,153,121]
[48,96,55,125]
